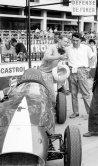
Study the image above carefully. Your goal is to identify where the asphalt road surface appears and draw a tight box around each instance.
[47,87,98,166]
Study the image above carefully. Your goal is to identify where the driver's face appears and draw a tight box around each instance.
[72,36,81,48]
[59,37,69,48]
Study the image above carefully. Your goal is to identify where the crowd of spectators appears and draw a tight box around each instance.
[0,29,98,63]
[0,29,98,42]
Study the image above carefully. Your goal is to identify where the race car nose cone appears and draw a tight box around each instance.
[2,97,33,154]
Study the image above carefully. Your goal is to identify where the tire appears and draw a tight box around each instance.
[64,125,82,166]
[56,92,67,124]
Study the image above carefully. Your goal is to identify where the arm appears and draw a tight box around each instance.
[89,56,96,68]
[43,45,66,61]
[88,46,97,68]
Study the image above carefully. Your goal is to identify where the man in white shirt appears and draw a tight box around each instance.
[66,32,95,118]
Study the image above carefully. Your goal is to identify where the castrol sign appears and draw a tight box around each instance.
[0,62,41,77]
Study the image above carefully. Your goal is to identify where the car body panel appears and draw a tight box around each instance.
[0,82,54,158]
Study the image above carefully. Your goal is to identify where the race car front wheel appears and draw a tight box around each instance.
[64,125,82,166]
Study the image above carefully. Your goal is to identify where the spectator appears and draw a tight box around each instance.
[88,39,97,90]
[54,27,58,33]
[2,40,16,62]
[54,32,60,43]
[89,39,97,69]
[66,32,95,118]
[81,37,87,44]
[35,28,40,33]
[34,32,40,39]
[49,27,53,33]
[81,31,84,37]
[10,38,28,61]
[0,38,2,62]
[2,40,16,54]
[83,53,98,137]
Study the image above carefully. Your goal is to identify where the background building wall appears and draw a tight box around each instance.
[0,0,97,32]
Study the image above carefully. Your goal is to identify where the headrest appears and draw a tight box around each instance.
[52,61,70,83]
[19,68,48,90]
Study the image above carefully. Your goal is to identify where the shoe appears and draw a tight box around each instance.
[70,113,79,119]
[58,86,65,93]
[58,87,70,95]
[83,131,98,137]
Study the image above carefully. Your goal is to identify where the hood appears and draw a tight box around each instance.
[1,97,48,165]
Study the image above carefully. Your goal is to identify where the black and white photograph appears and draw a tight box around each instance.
[0,0,97,166]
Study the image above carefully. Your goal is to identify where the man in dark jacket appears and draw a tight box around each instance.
[10,38,28,61]
[83,53,98,137]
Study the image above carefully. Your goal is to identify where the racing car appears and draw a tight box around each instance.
[0,68,82,166]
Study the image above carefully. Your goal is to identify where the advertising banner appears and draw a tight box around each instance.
[31,44,48,53]
[0,61,41,90]
[0,62,41,77]
[71,0,96,16]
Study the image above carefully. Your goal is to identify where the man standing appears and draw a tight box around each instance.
[39,35,68,104]
[66,32,95,118]
[83,52,98,137]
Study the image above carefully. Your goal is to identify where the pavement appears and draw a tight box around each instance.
[65,91,98,166]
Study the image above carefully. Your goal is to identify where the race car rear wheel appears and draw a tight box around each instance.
[56,92,67,124]
[64,125,82,166]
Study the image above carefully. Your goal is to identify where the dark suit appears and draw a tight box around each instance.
[92,53,98,92]
[89,53,98,132]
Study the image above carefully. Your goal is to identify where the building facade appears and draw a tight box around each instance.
[0,0,98,32]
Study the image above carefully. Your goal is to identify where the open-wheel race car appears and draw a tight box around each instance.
[0,68,82,166]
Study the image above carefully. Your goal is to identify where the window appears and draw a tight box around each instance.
[0,7,20,15]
